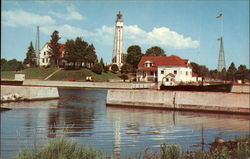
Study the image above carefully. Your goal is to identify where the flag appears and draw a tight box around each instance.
[216,13,223,18]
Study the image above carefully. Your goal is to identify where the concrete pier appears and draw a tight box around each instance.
[106,90,250,114]
[1,85,59,102]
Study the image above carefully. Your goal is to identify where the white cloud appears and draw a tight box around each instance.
[41,24,198,50]
[49,4,84,21]
[2,9,55,27]
[40,24,90,39]
[124,25,199,49]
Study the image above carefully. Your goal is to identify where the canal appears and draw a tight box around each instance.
[1,88,249,158]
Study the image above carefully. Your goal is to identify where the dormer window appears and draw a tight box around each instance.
[144,60,153,67]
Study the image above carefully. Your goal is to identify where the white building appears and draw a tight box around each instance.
[136,55,201,86]
[39,43,66,67]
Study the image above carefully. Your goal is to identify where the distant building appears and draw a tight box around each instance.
[39,43,66,67]
[136,55,201,85]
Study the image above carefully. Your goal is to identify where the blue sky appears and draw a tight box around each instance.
[2,0,249,69]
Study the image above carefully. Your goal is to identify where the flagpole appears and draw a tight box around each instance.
[221,11,223,38]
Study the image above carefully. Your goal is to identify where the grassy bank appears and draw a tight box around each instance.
[14,136,250,159]
[48,68,121,82]
[1,68,122,82]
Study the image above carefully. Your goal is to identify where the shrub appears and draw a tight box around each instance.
[111,64,119,73]
[91,63,103,74]
[120,74,128,82]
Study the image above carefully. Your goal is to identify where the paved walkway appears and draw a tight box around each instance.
[44,68,62,80]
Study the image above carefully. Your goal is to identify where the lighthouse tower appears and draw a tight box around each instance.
[112,11,124,68]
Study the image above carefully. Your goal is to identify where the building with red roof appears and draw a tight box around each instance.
[137,55,201,85]
[39,42,66,67]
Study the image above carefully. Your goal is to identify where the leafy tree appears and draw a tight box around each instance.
[121,63,133,74]
[48,30,61,67]
[145,46,166,56]
[23,42,37,67]
[91,63,103,74]
[1,59,25,71]
[74,37,88,66]
[104,65,110,73]
[235,65,247,82]
[126,45,143,70]
[86,44,97,68]
[111,64,119,73]
[64,39,77,68]
[227,62,237,81]
[120,74,128,82]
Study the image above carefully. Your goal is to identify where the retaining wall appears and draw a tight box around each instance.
[23,80,155,89]
[106,90,250,114]
[231,85,250,93]
[1,85,59,101]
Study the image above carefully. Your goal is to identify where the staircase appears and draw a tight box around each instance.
[44,68,62,80]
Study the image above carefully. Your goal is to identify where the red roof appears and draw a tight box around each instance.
[137,67,157,71]
[47,43,65,52]
[192,72,199,77]
[138,55,189,67]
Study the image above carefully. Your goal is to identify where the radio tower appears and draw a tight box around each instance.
[112,11,124,68]
[216,12,226,71]
[35,26,40,66]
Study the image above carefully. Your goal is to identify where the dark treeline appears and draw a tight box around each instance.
[191,62,250,82]
[1,58,25,71]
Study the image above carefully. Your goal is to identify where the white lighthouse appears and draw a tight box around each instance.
[112,11,124,68]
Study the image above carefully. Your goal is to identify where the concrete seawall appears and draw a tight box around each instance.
[1,85,59,102]
[106,90,250,114]
[23,80,155,89]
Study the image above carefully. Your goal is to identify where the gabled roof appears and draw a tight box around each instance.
[138,55,189,67]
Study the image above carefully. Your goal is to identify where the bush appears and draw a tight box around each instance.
[91,63,103,74]
[111,64,119,73]
[121,63,133,74]
[119,74,128,82]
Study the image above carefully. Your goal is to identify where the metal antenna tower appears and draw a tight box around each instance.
[35,26,40,66]
[216,12,226,71]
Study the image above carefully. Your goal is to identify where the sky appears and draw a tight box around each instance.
[1,0,249,69]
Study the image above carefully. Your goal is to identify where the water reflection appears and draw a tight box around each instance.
[106,106,250,158]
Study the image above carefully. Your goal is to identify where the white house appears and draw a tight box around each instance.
[136,55,201,86]
[39,43,66,67]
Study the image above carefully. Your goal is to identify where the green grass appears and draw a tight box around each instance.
[14,136,250,159]
[1,71,16,79]
[48,68,121,82]
[14,138,105,159]
[21,68,59,79]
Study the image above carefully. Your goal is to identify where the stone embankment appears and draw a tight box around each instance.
[106,89,250,114]
[23,80,155,89]
[1,85,59,103]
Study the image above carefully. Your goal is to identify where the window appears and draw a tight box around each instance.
[42,58,45,63]
[150,71,154,75]
[186,71,188,76]
[161,70,164,74]
[166,78,169,82]
[174,70,177,74]
[44,52,46,55]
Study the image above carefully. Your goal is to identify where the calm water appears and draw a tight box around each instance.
[1,88,250,159]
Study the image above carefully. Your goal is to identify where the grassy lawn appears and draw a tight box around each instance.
[1,71,16,79]
[21,68,59,79]
[48,68,121,82]
[1,68,123,82]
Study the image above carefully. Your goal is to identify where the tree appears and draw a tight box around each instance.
[74,37,88,67]
[23,42,37,67]
[100,58,105,68]
[86,44,97,68]
[111,64,119,73]
[92,63,103,74]
[235,65,247,82]
[121,63,133,74]
[145,46,166,56]
[126,45,143,70]
[48,30,61,67]
[227,62,237,81]
[120,74,128,82]
[1,59,25,71]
